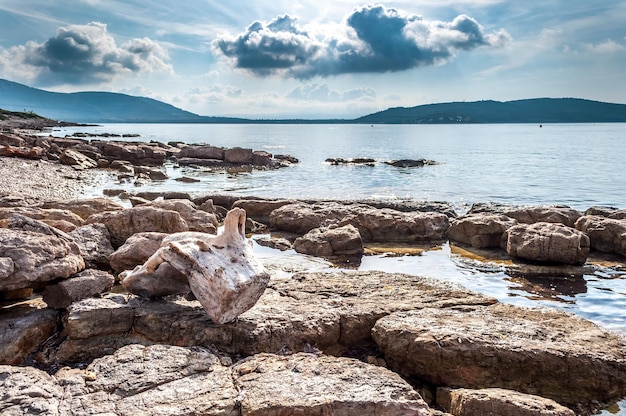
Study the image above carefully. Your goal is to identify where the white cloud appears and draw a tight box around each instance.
[0,22,172,86]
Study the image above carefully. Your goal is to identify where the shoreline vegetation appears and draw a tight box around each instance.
[1,111,626,415]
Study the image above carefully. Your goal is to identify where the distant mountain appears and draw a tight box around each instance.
[2,79,626,124]
[0,79,246,123]
[355,98,626,124]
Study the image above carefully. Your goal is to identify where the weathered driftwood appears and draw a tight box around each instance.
[120,207,269,324]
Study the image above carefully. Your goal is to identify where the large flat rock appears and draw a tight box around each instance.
[233,352,431,415]
[372,304,626,408]
[42,271,494,366]
[1,344,433,416]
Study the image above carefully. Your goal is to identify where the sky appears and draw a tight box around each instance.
[0,1,625,119]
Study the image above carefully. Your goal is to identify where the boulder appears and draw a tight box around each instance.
[120,208,269,324]
[371,304,626,407]
[177,144,224,160]
[0,206,84,226]
[0,215,85,291]
[232,198,295,224]
[86,206,188,248]
[0,144,43,159]
[436,388,575,416]
[223,146,253,164]
[504,205,582,227]
[253,235,293,251]
[40,197,125,220]
[69,223,115,269]
[270,202,347,234]
[505,222,590,265]
[252,150,273,166]
[109,232,167,273]
[385,159,437,167]
[447,214,518,248]
[340,208,449,242]
[0,365,63,414]
[42,269,115,309]
[59,149,98,170]
[294,224,364,257]
[0,299,57,365]
[584,206,619,217]
[233,353,431,415]
[0,132,26,147]
[575,215,626,256]
[146,199,218,234]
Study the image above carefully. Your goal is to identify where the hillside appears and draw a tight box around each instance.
[0,79,245,123]
[2,79,626,124]
[356,98,626,124]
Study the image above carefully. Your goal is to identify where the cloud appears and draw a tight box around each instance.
[287,83,375,102]
[581,39,626,54]
[0,22,172,85]
[213,4,510,79]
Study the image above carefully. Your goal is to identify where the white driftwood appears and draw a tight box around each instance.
[120,207,270,324]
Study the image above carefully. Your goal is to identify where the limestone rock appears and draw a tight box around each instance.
[59,149,98,169]
[253,235,293,251]
[69,223,115,269]
[0,364,62,414]
[224,146,253,164]
[178,144,224,160]
[233,353,431,415]
[294,224,364,257]
[270,202,450,242]
[436,387,575,416]
[232,198,294,224]
[41,197,125,219]
[121,208,270,324]
[86,206,188,248]
[0,215,85,291]
[0,144,43,159]
[372,304,626,407]
[0,206,84,226]
[270,202,346,234]
[504,205,582,227]
[146,199,218,234]
[575,215,626,256]
[447,214,518,248]
[505,222,590,265]
[42,269,115,309]
[109,232,167,273]
[340,208,449,242]
[0,299,57,365]
[252,150,272,166]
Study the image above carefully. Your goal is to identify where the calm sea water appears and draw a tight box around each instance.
[50,122,626,413]
[52,122,626,212]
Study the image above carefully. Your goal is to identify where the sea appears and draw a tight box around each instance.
[49,122,626,414]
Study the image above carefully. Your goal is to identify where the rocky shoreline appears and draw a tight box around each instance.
[1,119,626,415]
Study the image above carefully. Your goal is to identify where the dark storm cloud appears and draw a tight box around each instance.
[213,4,510,79]
[8,22,170,85]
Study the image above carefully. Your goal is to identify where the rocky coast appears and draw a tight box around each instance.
[1,116,626,416]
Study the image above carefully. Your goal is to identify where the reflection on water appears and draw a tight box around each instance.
[255,240,626,334]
